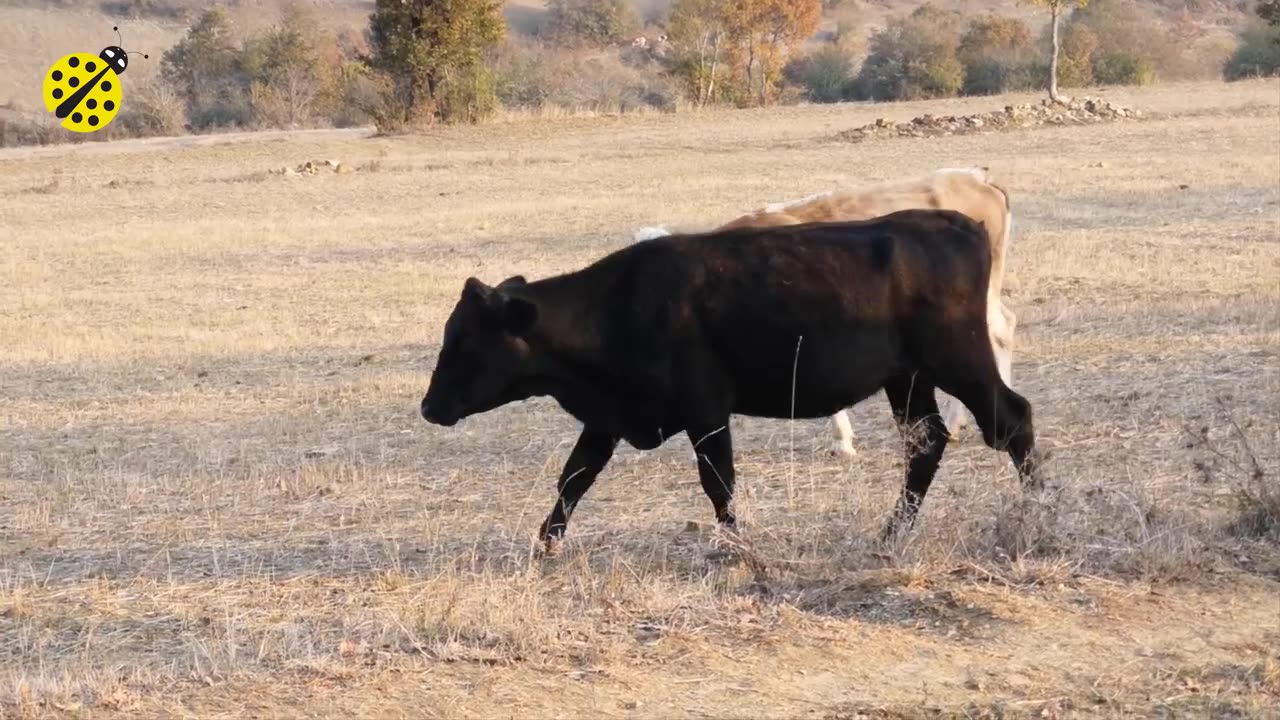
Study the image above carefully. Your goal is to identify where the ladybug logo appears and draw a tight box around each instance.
[42,26,148,133]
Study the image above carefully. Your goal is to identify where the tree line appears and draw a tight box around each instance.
[54,0,1280,139]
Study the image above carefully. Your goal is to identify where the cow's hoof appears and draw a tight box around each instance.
[541,535,564,558]
[829,443,857,459]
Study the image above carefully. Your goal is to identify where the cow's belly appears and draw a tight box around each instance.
[723,330,899,419]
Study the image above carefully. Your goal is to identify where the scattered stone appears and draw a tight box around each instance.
[269,159,350,176]
[834,96,1144,144]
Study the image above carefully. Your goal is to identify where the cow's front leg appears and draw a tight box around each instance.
[689,421,737,529]
[540,427,617,553]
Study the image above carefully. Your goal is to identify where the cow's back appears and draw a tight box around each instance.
[663,210,992,419]
[715,169,1011,298]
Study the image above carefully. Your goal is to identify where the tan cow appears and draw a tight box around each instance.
[634,167,1017,458]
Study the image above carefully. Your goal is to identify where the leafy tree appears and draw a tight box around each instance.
[544,0,641,46]
[1021,0,1089,102]
[852,4,963,101]
[1092,52,1153,85]
[784,44,855,102]
[242,3,341,127]
[161,7,250,128]
[366,0,505,127]
[1224,22,1280,79]
[667,0,819,105]
[667,0,731,106]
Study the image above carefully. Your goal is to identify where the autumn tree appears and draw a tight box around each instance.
[667,0,819,105]
[958,13,1035,94]
[1022,0,1089,102]
[667,0,730,106]
[366,0,505,127]
[724,0,822,104]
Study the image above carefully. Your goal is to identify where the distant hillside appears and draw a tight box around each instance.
[0,0,1256,117]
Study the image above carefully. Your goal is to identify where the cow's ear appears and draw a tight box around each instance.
[463,276,492,302]
[498,275,527,288]
[501,297,538,337]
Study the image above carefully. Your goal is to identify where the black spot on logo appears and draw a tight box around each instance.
[72,112,83,123]
[88,115,99,126]
[68,56,79,68]
[87,99,97,110]
[86,61,96,72]
[52,88,63,99]
[52,70,63,81]
[69,77,80,88]
[101,81,112,92]
[104,100,115,111]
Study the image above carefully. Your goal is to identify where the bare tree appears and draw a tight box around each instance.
[1023,0,1089,102]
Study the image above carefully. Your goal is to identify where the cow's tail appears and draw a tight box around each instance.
[633,226,674,242]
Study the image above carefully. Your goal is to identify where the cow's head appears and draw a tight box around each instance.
[421,275,537,427]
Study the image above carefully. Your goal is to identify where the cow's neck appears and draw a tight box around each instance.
[507,270,667,448]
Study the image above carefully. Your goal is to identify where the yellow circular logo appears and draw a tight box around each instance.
[41,27,148,133]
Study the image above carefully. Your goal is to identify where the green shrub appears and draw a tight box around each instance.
[544,0,641,46]
[784,45,855,103]
[1224,23,1280,80]
[436,64,500,122]
[1092,52,1154,85]
[962,56,1038,95]
[1056,22,1098,87]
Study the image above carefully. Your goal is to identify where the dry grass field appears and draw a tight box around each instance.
[1,80,1279,718]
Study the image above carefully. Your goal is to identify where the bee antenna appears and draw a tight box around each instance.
[113,25,123,46]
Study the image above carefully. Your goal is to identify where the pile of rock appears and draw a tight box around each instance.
[269,159,352,176]
[834,96,1144,143]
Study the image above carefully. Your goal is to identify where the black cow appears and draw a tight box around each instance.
[420,209,1041,548]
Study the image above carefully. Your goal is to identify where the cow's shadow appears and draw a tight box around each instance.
[757,573,1005,640]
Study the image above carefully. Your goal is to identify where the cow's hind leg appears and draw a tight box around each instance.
[540,427,618,553]
[880,375,950,540]
[830,409,857,458]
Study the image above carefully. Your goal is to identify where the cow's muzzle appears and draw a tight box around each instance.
[420,395,458,426]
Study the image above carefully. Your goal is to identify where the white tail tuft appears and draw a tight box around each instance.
[633,226,673,242]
